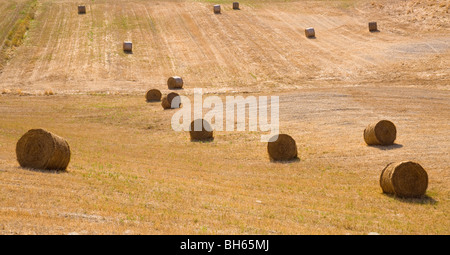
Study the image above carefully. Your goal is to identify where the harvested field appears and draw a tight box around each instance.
[0,0,448,235]
[0,86,448,234]
[0,0,448,93]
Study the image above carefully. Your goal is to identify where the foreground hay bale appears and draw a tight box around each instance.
[214,4,221,14]
[190,119,214,141]
[369,22,378,32]
[78,5,86,14]
[16,129,71,170]
[123,41,132,52]
[305,27,315,38]
[267,134,298,161]
[146,89,162,102]
[380,161,428,198]
[167,76,184,89]
[233,2,240,10]
[161,92,181,109]
[364,120,397,146]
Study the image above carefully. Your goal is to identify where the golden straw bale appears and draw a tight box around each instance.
[146,89,162,102]
[16,129,71,170]
[364,120,396,145]
[167,76,183,89]
[189,119,214,141]
[380,161,428,198]
[267,134,298,161]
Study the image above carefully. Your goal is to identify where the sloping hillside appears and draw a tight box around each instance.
[0,0,448,94]
[0,0,448,235]
[0,0,37,70]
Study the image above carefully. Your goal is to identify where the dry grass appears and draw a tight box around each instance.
[0,86,448,235]
[0,0,448,91]
[0,0,448,235]
[0,0,37,70]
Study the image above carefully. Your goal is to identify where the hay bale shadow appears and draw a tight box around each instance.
[162,103,183,110]
[190,138,214,143]
[124,50,133,54]
[369,143,403,150]
[17,166,68,174]
[383,193,438,205]
[307,36,316,39]
[168,88,184,91]
[370,30,380,33]
[270,157,300,164]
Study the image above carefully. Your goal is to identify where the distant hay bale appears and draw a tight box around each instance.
[364,120,396,146]
[167,76,184,89]
[44,89,54,96]
[146,89,162,102]
[267,134,298,161]
[233,2,240,10]
[167,92,181,107]
[189,119,214,141]
[161,97,171,109]
[161,92,181,109]
[78,5,86,14]
[123,41,132,52]
[16,129,71,170]
[1,88,11,94]
[380,161,428,198]
[369,22,378,32]
[214,4,221,14]
[305,27,315,38]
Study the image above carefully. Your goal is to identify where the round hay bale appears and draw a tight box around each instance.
[161,96,171,109]
[369,21,378,32]
[167,76,184,89]
[267,134,298,161]
[16,129,71,170]
[380,161,428,198]
[364,120,396,145]
[233,2,240,10]
[146,89,162,102]
[189,119,214,141]
[123,41,132,52]
[161,92,181,109]
[214,4,221,14]
[305,27,315,38]
[78,5,86,14]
